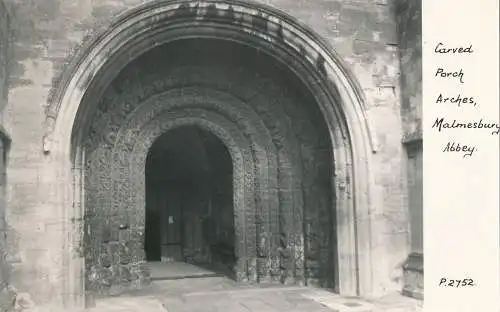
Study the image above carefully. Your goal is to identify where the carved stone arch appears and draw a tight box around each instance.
[82,79,314,290]
[44,0,380,308]
[112,87,307,282]
[126,109,256,282]
[110,88,309,284]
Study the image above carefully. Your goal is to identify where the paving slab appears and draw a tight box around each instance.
[81,276,422,312]
[85,296,166,312]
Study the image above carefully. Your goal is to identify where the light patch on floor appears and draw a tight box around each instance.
[87,296,166,312]
[146,261,222,280]
[302,290,374,312]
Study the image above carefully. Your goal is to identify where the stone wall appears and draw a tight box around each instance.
[0,0,8,113]
[397,0,422,141]
[0,1,15,311]
[396,0,423,300]
[2,0,410,308]
[0,139,15,312]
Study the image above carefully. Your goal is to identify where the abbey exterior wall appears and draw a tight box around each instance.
[2,0,411,308]
[1,1,16,310]
[396,0,423,299]
[0,0,7,114]
[397,0,422,142]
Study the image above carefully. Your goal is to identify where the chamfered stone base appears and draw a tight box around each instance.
[402,252,423,300]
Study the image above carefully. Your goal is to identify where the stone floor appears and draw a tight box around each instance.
[82,276,423,312]
[146,261,222,280]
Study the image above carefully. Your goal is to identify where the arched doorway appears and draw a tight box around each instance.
[80,38,336,293]
[144,126,236,278]
[43,0,378,308]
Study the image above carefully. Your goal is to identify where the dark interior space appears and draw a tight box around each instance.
[144,125,236,277]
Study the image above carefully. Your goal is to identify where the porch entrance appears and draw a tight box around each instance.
[144,125,235,279]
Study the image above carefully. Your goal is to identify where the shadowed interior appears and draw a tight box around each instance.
[145,126,235,278]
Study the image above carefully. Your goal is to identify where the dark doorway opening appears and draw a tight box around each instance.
[144,126,236,279]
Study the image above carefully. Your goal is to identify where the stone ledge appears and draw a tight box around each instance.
[402,252,423,300]
[402,286,423,301]
[403,252,423,273]
[402,134,422,146]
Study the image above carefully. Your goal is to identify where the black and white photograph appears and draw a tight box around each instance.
[0,0,436,311]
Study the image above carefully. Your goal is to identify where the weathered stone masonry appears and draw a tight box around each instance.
[396,0,423,300]
[0,1,15,310]
[0,0,422,310]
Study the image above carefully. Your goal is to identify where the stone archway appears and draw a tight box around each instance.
[144,126,237,275]
[143,125,236,274]
[83,63,317,291]
[42,0,378,308]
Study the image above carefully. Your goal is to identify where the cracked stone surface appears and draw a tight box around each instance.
[82,277,423,312]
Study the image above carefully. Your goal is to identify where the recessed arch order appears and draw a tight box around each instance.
[42,0,379,306]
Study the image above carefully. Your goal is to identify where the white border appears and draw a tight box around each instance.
[423,0,500,311]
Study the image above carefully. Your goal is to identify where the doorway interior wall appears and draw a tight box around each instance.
[144,126,236,276]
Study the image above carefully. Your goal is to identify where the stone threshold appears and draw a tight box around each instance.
[150,272,224,281]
